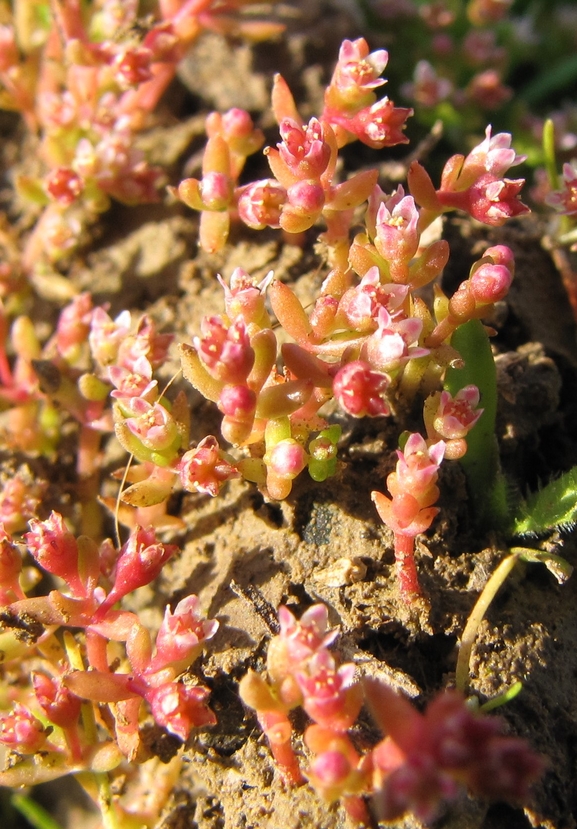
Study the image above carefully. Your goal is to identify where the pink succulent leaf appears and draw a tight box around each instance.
[146,681,216,741]
[333,360,391,417]
[55,292,93,358]
[178,436,240,497]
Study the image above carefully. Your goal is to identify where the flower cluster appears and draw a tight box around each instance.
[0,515,218,786]
[0,0,278,269]
[240,603,543,825]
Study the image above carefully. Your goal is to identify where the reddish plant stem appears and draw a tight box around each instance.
[257,711,304,786]
[393,532,422,602]
[342,795,372,826]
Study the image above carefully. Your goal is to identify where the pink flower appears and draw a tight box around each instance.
[25,511,85,597]
[32,673,82,728]
[178,436,239,497]
[338,267,409,332]
[277,118,331,180]
[362,308,428,373]
[330,38,389,103]
[148,595,219,675]
[117,315,174,371]
[340,98,412,149]
[121,398,178,452]
[89,307,132,367]
[433,386,483,439]
[277,604,338,666]
[460,126,527,183]
[45,167,84,206]
[237,179,287,229]
[109,355,157,400]
[217,268,273,324]
[546,159,577,216]
[195,316,254,384]
[375,190,421,264]
[333,360,391,417]
[402,60,453,108]
[465,174,530,225]
[394,433,445,495]
[296,650,362,732]
[95,526,178,620]
[0,704,48,753]
[146,682,216,741]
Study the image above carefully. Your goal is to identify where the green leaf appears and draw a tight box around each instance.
[512,467,577,538]
[445,320,510,531]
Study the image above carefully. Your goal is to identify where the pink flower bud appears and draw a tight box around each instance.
[333,360,391,418]
[267,439,308,480]
[0,704,49,753]
[178,435,239,497]
[25,511,85,597]
[33,673,82,728]
[95,527,178,620]
[148,595,219,674]
[146,681,216,741]
[218,384,256,419]
[286,180,325,215]
[200,172,234,211]
[470,263,512,304]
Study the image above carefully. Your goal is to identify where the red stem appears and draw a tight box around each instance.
[393,533,422,602]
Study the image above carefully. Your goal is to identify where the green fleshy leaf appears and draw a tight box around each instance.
[445,320,510,531]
